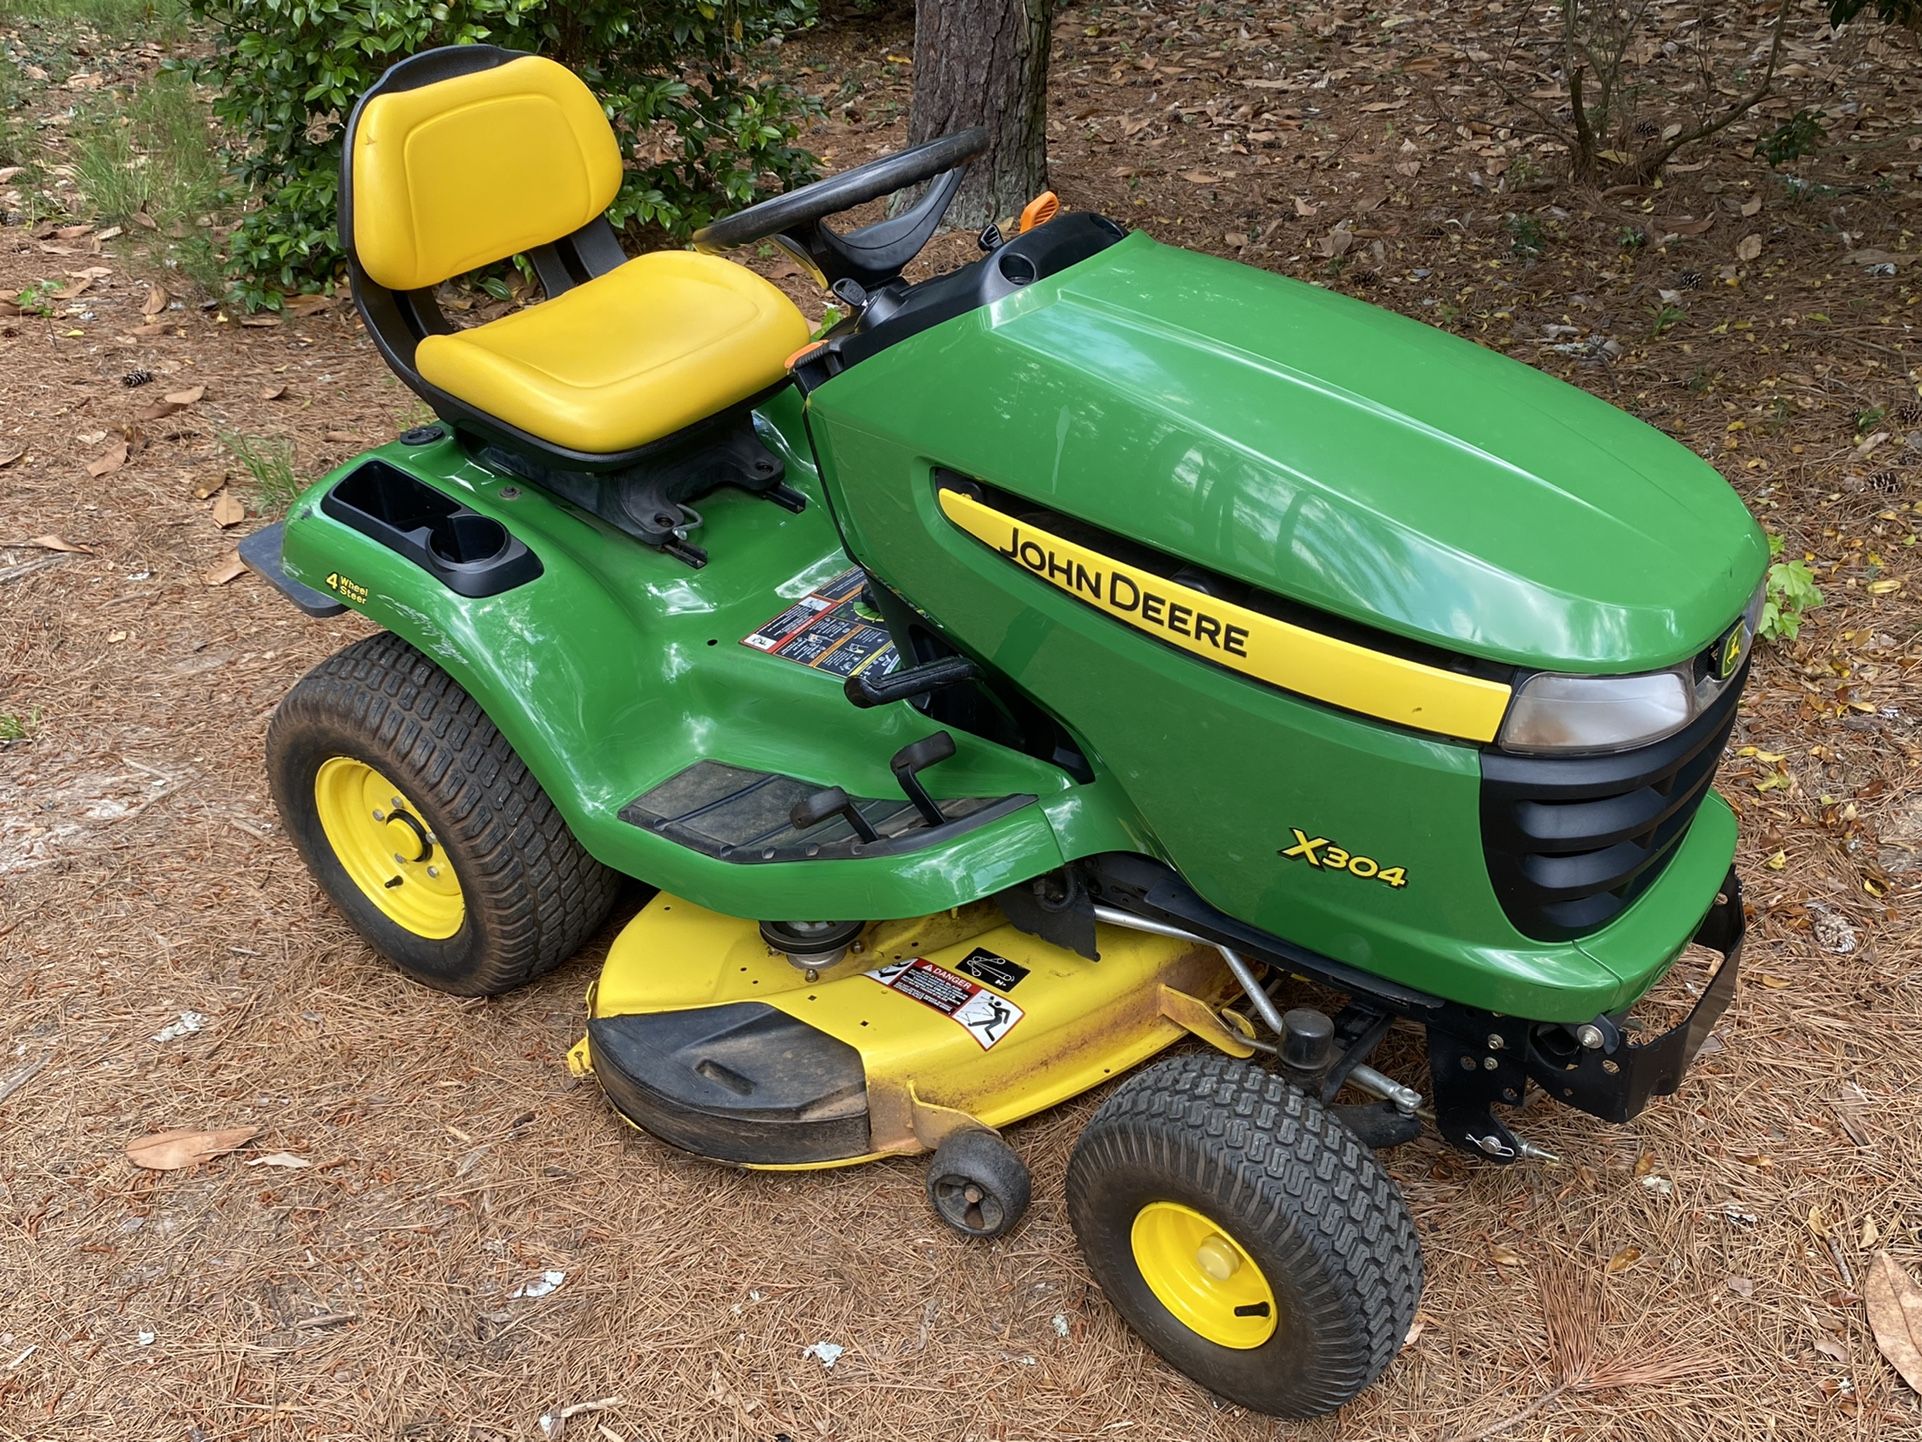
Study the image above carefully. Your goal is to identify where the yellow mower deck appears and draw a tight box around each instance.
[572,896,1248,1168]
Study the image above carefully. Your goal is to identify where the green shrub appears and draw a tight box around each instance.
[184,0,817,308]
[1760,534,1823,643]
[1754,109,1826,168]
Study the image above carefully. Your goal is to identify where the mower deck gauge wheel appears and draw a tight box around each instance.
[926,1128,1032,1240]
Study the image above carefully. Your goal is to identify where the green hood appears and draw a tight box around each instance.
[856,231,1767,673]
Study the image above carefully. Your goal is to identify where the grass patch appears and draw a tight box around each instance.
[0,55,45,203]
[220,432,301,515]
[0,0,187,40]
[69,67,225,291]
[0,709,40,744]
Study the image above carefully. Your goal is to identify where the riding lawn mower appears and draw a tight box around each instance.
[243,45,1764,1418]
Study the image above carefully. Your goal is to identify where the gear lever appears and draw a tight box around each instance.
[890,731,956,827]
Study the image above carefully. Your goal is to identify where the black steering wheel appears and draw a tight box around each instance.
[693,129,988,292]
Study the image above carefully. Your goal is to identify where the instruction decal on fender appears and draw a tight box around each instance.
[742,565,900,679]
[866,956,1025,1050]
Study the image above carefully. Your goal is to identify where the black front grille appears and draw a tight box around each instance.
[1481,661,1748,940]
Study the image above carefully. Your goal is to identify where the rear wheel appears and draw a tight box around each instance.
[266,632,619,995]
[1066,1053,1422,1418]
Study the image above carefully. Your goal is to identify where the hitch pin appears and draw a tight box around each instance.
[1470,1131,1561,1164]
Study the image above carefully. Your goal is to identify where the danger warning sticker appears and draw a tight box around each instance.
[742,566,900,680]
[866,956,1025,1050]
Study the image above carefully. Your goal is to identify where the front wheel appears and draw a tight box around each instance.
[1066,1053,1422,1418]
[266,633,619,995]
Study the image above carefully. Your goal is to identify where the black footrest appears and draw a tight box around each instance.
[588,1003,871,1165]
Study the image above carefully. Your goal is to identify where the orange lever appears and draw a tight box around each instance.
[1018,190,1060,234]
[785,340,826,370]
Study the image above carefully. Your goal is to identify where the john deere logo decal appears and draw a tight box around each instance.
[1715,622,1747,680]
[933,486,1516,744]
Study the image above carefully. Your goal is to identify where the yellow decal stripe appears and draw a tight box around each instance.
[937,489,1512,743]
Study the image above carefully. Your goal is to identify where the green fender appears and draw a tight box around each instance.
[274,398,1137,923]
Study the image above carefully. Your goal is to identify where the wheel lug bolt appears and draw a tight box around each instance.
[963,1185,984,1205]
[427,865,440,878]
[372,808,385,821]
[390,796,404,810]
[393,853,406,865]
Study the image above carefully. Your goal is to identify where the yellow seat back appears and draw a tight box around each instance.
[350,54,622,292]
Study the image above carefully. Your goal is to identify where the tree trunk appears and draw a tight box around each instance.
[909,0,1053,229]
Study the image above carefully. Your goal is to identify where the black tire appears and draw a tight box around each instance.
[1066,1053,1422,1418]
[266,632,620,995]
[926,1128,1031,1240]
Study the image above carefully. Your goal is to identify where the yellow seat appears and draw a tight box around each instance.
[346,50,810,457]
[416,252,809,455]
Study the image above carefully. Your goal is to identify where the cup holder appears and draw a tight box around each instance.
[429,512,510,568]
[999,252,1039,286]
[321,460,542,598]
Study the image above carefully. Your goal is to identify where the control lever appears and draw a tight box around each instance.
[844,654,979,709]
[789,785,879,843]
[889,731,956,827]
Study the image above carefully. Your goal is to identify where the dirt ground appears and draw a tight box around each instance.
[5,2,1922,1439]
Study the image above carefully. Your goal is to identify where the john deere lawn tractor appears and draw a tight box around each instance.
[244,45,1763,1417]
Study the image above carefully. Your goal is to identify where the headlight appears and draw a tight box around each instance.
[1498,582,1761,755]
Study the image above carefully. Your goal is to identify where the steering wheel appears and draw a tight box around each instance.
[693,129,988,292]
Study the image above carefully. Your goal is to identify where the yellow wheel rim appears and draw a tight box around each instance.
[1130,1201,1278,1349]
[313,757,465,939]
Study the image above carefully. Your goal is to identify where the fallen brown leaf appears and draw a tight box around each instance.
[85,440,129,478]
[1606,1245,1644,1274]
[126,321,169,338]
[1736,234,1763,263]
[136,401,183,423]
[1866,1252,1922,1394]
[25,534,93,554]
[1658,214,1714,237]
[211,491,246,528]
[259,383,287,400]
[0,443,24,468]
[204,551,246,586]
[245,1151,312,1169]
[164,384,205,406]
[126,1125,259,1171]
[141,282,169,317]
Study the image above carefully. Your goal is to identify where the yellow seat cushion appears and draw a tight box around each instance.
[416,251,811,455]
